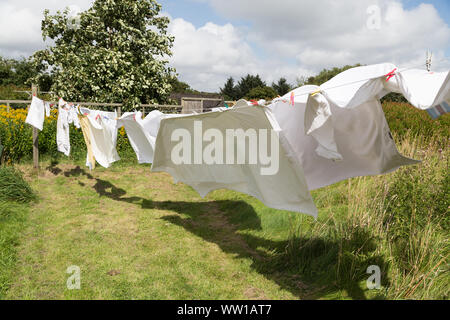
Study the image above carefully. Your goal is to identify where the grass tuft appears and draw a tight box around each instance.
[0,167,36,204]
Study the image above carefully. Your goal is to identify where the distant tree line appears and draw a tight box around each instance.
[0,56,52,91]
[220,75,284,101]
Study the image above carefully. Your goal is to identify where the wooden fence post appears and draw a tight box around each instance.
[32,84,39,170]
[6,102,10,113]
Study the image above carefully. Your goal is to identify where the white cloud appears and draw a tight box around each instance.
[1,0,449,92]
[168,17,312,92]
[0,0,93,58]
[170,0,450,91]
[169,18,256,91]
[206,0,450,71]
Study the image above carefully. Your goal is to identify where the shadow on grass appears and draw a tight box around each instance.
[53,165,389,300]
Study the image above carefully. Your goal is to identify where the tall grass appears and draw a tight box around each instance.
[0,201,29,298]
[283,131,449,299]
[0,166,35,298]
[0,167,36,203]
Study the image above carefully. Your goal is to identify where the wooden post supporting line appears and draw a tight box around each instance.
[32,84,39,170]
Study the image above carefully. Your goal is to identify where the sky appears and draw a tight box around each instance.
[0,0,449,92]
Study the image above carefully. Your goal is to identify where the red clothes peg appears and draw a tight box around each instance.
[290,92,295,106]
[385,68,397,82]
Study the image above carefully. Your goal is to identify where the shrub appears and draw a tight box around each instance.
[0,166,36,204]
[246,86,278,100]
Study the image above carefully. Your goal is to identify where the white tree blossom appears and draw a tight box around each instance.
[33,0,175,110]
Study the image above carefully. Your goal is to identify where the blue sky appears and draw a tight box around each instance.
[159,0,231,28]
[160,0,450,28]
[160,0,450,53]
[160,0,450,91]
[403,0,450,22]
[0,0,449,92]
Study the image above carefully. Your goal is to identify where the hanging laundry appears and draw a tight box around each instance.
[117,110,185,164]
[25,96,51,131]
[266,62,450,191]
[57,98,80,157]
[78,107,121,169]
[151,105,318,218]
[427,101,450,119]
[302,63,450,163]
[117,111,155,164]
[79,115,96,170]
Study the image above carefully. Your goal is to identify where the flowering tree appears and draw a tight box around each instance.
[33,0,175,110]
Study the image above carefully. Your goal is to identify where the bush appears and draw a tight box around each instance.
[0,167,36,203]
[246,86,278,100]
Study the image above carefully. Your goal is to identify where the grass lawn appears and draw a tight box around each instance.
[1,133,448,300]
[0,161,359,300]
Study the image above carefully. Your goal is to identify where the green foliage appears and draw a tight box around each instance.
[246,86,278,100]
[0,85,30,101]
[168,77,197,94]
[0,163,33,299]
[0,201,29,298]
[305,64,362,86]
[0,107,33,163]
[237,74,266,99]
[272,77,292,96]
[0,167,36,203]
[220,77,239,101]
[381,92,408,104]
[378,141,449,298]
[219,74,266,100]
[33,0,175,111]
[0,133,447,299]
[382,102,450,142]
[0,56,51,90]
[383,154,449,258]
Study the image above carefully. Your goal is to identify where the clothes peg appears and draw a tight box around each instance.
[289,92,295,106]
[385,68,397,82]
[310,90,321,97]
[426,51,433,72]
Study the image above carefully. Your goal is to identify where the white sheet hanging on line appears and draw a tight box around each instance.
[25,96,51,131]
[57,98,80,157]
[151,105,318,218]
[117,110,185,164]
[117,111,155,164]
[79,107,121,169]
[267,62,450,191]
[302,63,450,162]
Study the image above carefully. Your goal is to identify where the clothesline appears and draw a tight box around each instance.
[18,61,449,217]
[1,100,226,115]
[285,56,450,99]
